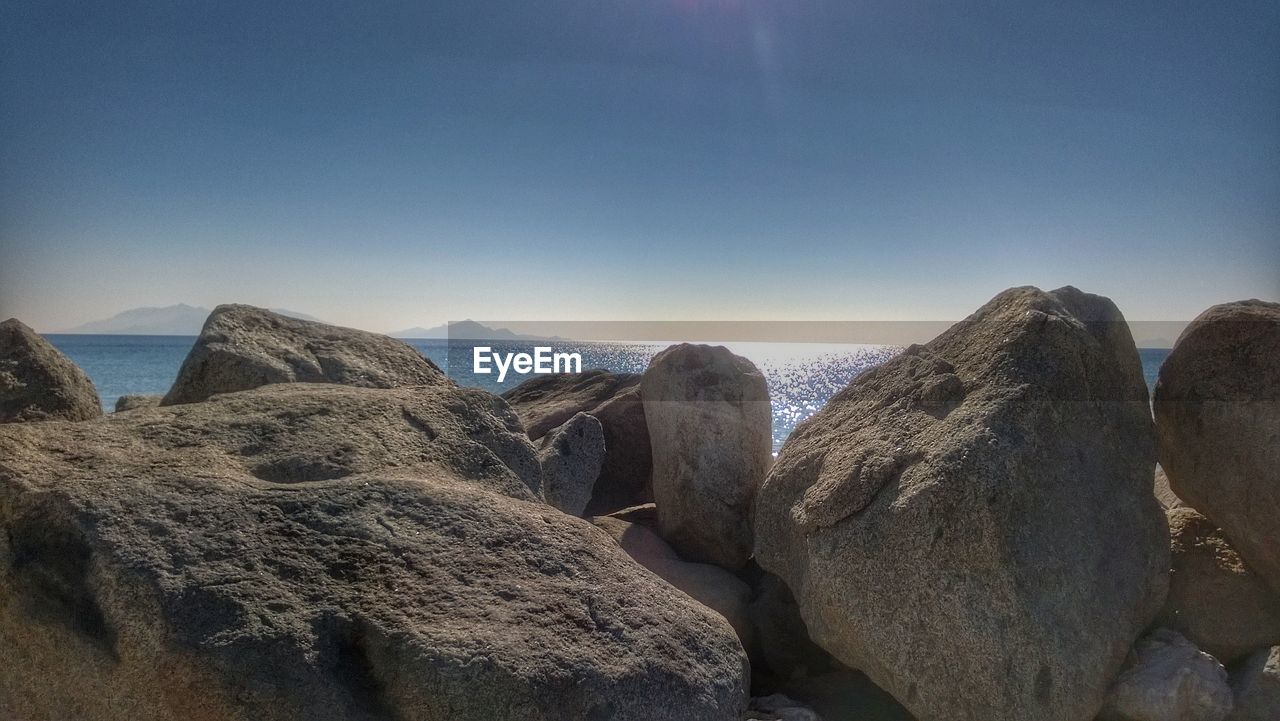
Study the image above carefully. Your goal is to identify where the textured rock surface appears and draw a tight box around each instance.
[584,385,653,514]
[754,286,1169,721]
[641,344,771,569]
[1154,300,1280,593]
[114,394,163,412]
[1159,507,1280,663]
[1,318,102,422]
[1155,465,1186,510]
[0,384,749,721]
[1099,629,1233,721]
[47,382,542,500]
[503,371,652,515]
[1227,647,1280,721]
[538,412,605,516]
[162,305,449,405]
[502,370,638,440]
[605,502,659,527]
[591,515,753,647]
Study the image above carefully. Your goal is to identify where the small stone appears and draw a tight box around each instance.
[538,412,605,516]
[1099,629,1234,721]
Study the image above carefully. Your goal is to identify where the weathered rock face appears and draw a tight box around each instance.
[1,318,102,422]
[1227,647,1280,721]
[591,515,753,647]
[503,369,638,440]
[605,502,659,528]
[1098,629,1234,721]
[584,386,653,515]
[1154,300,1280,594]
[1159,507,1280,663]
[1155,466,1186,510]
[754,286,1169,721]
[503,371,652,515]
[162,305,449,405]
[114,394,162,412]
[538,412,605,516]
[51,383,542,500]
[641,344,771,569]
[0,384,749,721]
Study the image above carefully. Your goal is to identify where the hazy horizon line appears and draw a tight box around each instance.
[34,306,1194,348]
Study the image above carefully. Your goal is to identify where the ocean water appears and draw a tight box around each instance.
[45,334,1171,453]
[1137,348,1171,392]
[46,335,195,412]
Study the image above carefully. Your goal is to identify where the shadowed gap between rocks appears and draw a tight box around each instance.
[6,506,118,659]
[326,618,403,721]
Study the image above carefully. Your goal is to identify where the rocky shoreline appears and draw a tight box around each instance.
[1,287,1277,721]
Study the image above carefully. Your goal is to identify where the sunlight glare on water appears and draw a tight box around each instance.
[418,339,900,452]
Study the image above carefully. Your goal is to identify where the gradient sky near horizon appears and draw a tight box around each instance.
[2,1,1278,333]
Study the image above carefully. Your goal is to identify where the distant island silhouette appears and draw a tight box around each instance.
[390,320,569,342]
[58,304,322,335]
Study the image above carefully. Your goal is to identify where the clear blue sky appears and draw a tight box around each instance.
[2,1,1277,332]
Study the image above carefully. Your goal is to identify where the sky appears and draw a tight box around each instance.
[1,0,1277,333]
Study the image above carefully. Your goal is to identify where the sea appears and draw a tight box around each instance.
[44,335,1172,454]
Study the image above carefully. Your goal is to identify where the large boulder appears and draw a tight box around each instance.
[538,412,605,516]
[591,515,753,647]
[1154,300,1280,594]
[1,318,102,422]
[1098,629,1234,721]
[641,344,771,569]
[1159,507,1280,663]
[503,371,653,515]
[754,286,1169,721]
[585,385,653,515]
[162,305,449,405]
[1227,647,1280,721]
[0,384,749,720]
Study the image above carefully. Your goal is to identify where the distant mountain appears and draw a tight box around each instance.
[390,320,566,341]
[60,304,322,335]
[60,304,210,335]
